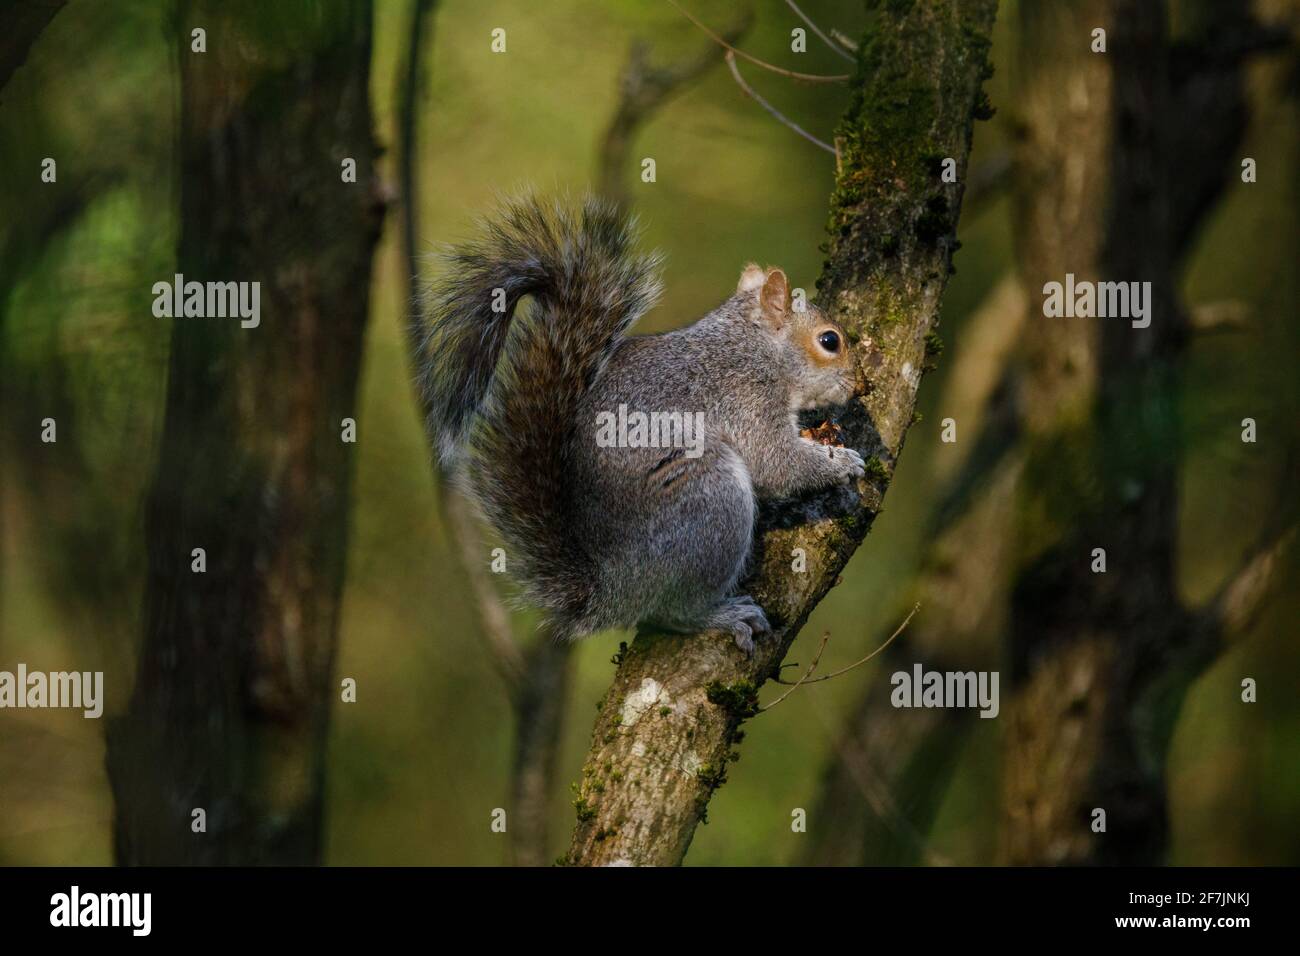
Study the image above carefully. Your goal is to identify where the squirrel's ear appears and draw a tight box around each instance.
[737,263,766,294]
[759,268,790,326]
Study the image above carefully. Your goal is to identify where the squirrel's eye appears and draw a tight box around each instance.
[817,330,841,353]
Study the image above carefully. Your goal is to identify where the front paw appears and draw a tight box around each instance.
[821,445,865,484]
[709,596,771,656]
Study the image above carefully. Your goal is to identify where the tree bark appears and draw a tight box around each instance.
[1000,0,1293,864]
[800,0,1293,869]
[506,635,572,866]
[565,0,998,867]
[106,0,385,865]
[0,0,65,95]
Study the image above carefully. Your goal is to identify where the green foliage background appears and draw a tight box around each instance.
[0,0,1295,865]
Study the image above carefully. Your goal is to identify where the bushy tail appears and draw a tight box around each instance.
[414,195,662,631]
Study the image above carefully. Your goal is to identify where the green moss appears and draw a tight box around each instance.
[819,0,997,300]
[574,798,596,823]
[869,284,908,337]
[923,330,944,371]
[864,457,890,482]
[871,0,916,14]
[696,762,728,794]
[822,6,942,252]
[705,679,760,720]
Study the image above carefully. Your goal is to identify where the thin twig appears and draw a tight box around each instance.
[771,603,920,687]
[784,0,855,62]
[725,51,836,155]
[441,484,525,690]
[398,0,438,371]
[761,632,831,712]
[830,29,859,53]
[600,8,754,205]
[668,0,850,82]
[810,697,955,865]
[396,0,525,694]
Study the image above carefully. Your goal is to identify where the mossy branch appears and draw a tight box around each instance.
[565,0,998,867]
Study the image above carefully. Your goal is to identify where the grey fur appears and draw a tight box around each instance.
[416,196,862,653]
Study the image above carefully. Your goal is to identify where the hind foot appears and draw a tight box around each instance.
[704,596,771,656]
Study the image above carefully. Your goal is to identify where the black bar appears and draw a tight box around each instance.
[0,866,1284,942]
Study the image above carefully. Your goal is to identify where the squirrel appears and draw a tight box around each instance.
[416,196,864,654]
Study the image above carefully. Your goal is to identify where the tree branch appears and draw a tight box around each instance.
[397,0,437,343]
[1197,525,1297,647]
[667,0,850,82]
[564,0,999,867]
[597,6,753,206]
[396,0,569,865]
[1192,447,1298,658]
[394,0,526,690]
[0,0,65,94]
[439,485,525,689]
[1189,299,1252,334]
[783,0,855,62]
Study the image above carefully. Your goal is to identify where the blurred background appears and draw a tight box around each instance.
[0,0,1296,866]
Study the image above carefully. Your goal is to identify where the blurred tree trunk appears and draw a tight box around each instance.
[805,0,1294,867]
[106,0,385,865]
[1001,0,1292,864]
[566,0,998,867]
[0,0,65,94]
[1000,0,1173,865]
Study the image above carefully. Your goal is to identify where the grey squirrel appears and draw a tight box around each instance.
[416,196,863,653]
